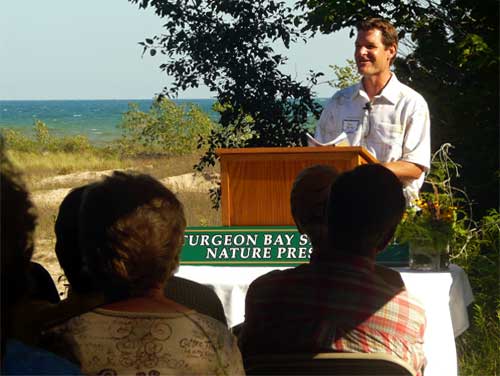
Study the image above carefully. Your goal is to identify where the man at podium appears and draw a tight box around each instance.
[314,18,430,201]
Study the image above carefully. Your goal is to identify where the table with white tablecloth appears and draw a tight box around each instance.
[176,263,474,376]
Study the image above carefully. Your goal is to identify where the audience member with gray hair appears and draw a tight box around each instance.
[53,181,227,325]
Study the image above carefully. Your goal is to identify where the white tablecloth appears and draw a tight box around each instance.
[176,263,473,376]
[394,264,474,376]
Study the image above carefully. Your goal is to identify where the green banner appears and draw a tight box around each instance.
[180,227,409,266]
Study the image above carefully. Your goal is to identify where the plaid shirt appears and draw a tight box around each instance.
[239,254,426,376]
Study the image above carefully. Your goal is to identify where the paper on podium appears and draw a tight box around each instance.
[307,132,350,147]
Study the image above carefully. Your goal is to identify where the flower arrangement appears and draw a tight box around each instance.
[396,190,457,250]
[395,144,471,269]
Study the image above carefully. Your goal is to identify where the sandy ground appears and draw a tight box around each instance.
[30,169,219,294]
[32,170,219,207]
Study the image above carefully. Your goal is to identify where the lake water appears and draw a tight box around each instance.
[0,98,326,145]
[0,99,218,144]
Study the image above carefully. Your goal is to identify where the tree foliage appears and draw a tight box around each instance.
[327,59,360,90]
[130,0,323,170]
[297,0,499,217]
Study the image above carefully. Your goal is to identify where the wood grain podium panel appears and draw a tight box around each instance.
[217,146,378,226]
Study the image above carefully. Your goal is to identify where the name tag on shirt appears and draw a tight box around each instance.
[342,119,360,133]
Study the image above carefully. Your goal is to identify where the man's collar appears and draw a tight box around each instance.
[352,73,401,104]
[377,73,401,104]
[350,81,364,101]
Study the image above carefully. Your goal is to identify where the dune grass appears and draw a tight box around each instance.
[177,191,221,227]
[8,150,214,188]
[8,150,129,185]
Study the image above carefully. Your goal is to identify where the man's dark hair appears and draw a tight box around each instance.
[327,164,405,255]
[290,165,338,250]
[55,184,96,294]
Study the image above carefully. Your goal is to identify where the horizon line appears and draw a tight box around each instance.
[0,97,215,101]
[0,96,329,101]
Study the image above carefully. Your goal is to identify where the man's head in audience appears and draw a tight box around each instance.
[290,165,338,255]
[55,184,96,294]
[79,171,186,300]
[326,164,405,259]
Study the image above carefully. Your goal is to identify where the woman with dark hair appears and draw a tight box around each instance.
[48,171,244,375]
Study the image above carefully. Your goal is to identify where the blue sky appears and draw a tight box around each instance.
[1,0,353,100]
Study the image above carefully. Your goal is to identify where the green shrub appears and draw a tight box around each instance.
[116,98,215,156]
[2,120,93,154]
[1,128,37,152]
[56,135,92,153]
[453,209,499,313]
[34,120,51,147]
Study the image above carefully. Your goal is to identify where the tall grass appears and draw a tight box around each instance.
[2,122,127,185]
[177,191,221,227]
[457,304,500,375]
[8,150,128,180]
[453,210,500,376]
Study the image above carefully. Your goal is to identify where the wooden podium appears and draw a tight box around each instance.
[217,146,378,226]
